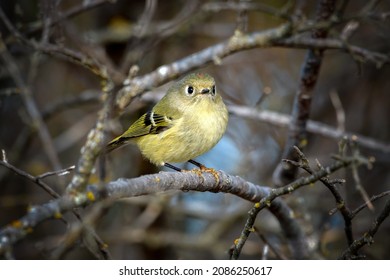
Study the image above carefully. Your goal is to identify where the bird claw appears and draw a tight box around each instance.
[193,165,220,183]
[183,160,220,183]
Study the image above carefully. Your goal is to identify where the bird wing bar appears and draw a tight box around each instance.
[123,111,172,138]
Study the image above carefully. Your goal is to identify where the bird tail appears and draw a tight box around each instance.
[105,136,130,153]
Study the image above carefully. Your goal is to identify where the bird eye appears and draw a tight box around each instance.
[212,85,216,95]
[185,85,194,95]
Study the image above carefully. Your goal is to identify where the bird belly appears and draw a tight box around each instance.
[135,110,226,166]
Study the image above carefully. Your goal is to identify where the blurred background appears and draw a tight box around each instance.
[0,0,389,259]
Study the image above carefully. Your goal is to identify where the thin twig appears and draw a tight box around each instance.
[50,200,112,260]
[24,0,115,35]
[0,35,62,171]
[231,145,365,259]
[329,190,390,217]
[0,6,116,81]
[37,166,76,180]
[350,141,375,210]
[329,90,346,133]
[287,146,354,245]
[0,153,61,199]
[0,154,110,259]
[339,199,390,259]
[254,227,288,260]
[275,37,389,67]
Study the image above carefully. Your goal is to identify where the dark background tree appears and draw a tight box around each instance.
[0,0,389,260]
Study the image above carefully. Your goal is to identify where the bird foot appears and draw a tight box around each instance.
[196,165,220,182]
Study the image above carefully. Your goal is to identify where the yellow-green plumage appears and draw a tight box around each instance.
[107,73,228,166]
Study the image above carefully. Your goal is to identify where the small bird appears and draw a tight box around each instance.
[107,72,228,171]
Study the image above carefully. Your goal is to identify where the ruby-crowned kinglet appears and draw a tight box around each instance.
[107,73,228,169]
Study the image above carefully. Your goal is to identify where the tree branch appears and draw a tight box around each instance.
[116,23,292,110]
[339,199,390,259]
[275,37,389,67]
[0,169,307,259]
[24,0,115,35]
[0,35,62,171]
[228,105,390,153]
[273,0,337,186]
[231,145,367,260]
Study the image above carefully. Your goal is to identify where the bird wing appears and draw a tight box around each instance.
[106,110,174,152]
[121,110,173,138]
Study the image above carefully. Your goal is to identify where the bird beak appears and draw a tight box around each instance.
[201,88,210,94]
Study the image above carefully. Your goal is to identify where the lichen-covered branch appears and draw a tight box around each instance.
[0,169,306,259]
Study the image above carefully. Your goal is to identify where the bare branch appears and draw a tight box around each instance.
[0,5,121,82]
[275,37,389,67]
[24,0,115,35]
[329,190,390,217]
[228,105,390,153]
[0,155,61,199]
[0,169,306,259]
[49,200,112,260]
[339,199,390,259]
[0,36,62,171]
[289,147,354,245]
[273,0,338,186]
[37,165,76,180]
[202,1,293,20]
[231,145,368,260]
[116,23,292,110]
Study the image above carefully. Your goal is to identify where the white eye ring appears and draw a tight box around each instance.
[185,85,194,95]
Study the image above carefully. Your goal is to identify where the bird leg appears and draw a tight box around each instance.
[164,163,182,172]
[188,159,205,169]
